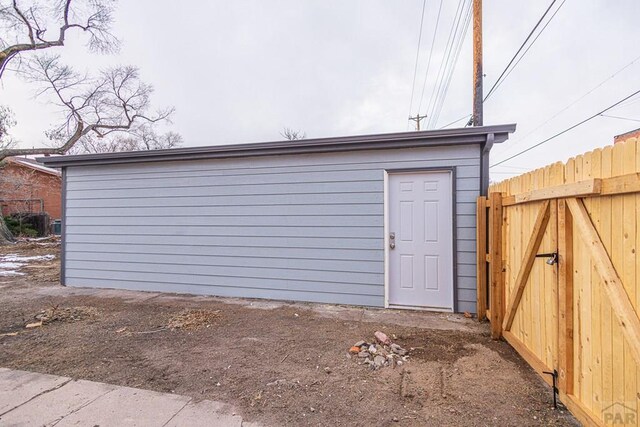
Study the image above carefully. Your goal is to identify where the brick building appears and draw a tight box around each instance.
[0,157,62,220]
[613,127,640,144]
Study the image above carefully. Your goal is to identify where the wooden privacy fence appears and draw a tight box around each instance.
[477,137,640,427]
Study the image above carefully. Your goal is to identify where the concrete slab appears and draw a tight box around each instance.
[360,308,484,332]
[0,369,70,414]
[56,385,191,426]
[165,400,243,427]
[34,279,486,333]
[0,379,115,426]
[0,369,259,426]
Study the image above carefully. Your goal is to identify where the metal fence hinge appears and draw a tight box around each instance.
[543,369,559,408]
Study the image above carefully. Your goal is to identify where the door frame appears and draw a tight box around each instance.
[383,167,457,311]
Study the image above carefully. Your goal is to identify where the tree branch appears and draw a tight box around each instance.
[0,57,177,161]
[0,0,118,78]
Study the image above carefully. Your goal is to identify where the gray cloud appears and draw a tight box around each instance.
[2,0,639,180]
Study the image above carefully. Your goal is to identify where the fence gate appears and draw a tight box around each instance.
[477,139,640,427]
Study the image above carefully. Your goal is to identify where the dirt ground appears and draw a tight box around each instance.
[0,241,578,426]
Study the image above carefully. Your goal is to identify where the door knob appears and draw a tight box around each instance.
[389,232,396,249]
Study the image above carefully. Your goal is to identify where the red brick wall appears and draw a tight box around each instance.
[0,163,62,219]
[614,128,640,144]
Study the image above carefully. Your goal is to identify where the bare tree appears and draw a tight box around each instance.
[0,0,118,77]
[0,54,175,160]
[69,126,183,154]
[0,105,16,150]
[280,127,306,141]
[0,0,179,243]
[0,106,17,242]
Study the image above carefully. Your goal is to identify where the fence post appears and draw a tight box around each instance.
[489,192,504,339]
[476,196,488,320]
[557,199,574,394]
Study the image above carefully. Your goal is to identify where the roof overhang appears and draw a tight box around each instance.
[37,124,516,168]
[6,156,61,176]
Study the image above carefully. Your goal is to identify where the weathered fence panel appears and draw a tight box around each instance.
[478,137,640,426]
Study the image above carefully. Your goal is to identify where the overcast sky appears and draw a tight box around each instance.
[1,0,639,180]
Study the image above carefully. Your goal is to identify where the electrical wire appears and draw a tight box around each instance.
[407,0,429,124]
[490,88,640,168]
[487,0,566,99]
[438,113,471,129]
[428,0,468,128]
[614,93,640,109]
[483,0,559,102]
[599,114,640,123]
[496,55,640,157]
[416,0,444,114]
[429,0,472,128]
[425,0,468,129]
[423,0,466,126]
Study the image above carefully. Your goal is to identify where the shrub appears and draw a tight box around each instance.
[3,216,38,237]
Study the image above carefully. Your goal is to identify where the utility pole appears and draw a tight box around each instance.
[472,0,483,126]
[408,113,428,131]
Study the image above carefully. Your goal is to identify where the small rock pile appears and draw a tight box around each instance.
[348,331,409,370]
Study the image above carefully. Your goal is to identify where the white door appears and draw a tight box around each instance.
[388,171,453,310]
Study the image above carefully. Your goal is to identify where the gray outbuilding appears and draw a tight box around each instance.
[40,124,515,313]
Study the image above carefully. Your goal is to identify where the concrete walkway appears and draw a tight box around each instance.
[0,368,257,426]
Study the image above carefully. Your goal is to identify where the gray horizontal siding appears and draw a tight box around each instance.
[65,234,381,250]
[63,144,480,309]
[65,215,384,227]
[65,204,381,217]
[65,252,384,273]
[65,147,480,178]
[66,192,385,207]
[65,243,384,261]
[66,225,382,239]
[62,278,385,307]
[65,262,382,289]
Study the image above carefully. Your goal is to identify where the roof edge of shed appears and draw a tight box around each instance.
[37,124,516,167]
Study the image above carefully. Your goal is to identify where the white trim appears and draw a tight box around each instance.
[385,169,454,312]
[383,170,390,308]
[446,170,455,312]
[7,157,61,176]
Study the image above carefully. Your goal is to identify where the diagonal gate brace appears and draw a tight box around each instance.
[502,200,551,332]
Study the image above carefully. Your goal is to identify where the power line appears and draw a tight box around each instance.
[428,0,469,128]
[615,92,640,109]
[423,0,466,125]
[496,54,640,158]
[483,0,559,102]
[425,0,469,129]
[490,88,640,168]
[487,0,566,99]
[429,0,473,128]
[600,114,640,123]
[438,113,471,129]
[407,0,429,123]
[417,0,444,114]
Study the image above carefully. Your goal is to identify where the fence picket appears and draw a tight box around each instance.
[623,140,637,420]
[483,137,640,426]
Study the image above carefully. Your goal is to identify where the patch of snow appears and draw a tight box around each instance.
[0,253,55,277]
[0,270,25,276]
[0,262,24,270]
[1,254,55,263]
